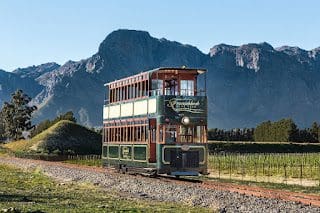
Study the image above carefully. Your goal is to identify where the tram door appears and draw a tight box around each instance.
[149,119,157,163]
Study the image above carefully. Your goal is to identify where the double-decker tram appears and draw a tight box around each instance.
[102,67,208,176]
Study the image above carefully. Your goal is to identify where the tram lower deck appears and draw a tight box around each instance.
[102,143,208,176]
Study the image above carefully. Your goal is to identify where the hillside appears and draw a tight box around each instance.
[4,120,101,155]
[1,29,320,128]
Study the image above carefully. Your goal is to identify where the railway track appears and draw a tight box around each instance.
[3,156,320,208]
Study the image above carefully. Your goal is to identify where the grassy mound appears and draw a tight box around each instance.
[4,120,101,155]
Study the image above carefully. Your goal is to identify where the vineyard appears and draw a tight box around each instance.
[208,153,320,186]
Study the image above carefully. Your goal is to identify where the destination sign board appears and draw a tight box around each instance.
[157,95,207,124]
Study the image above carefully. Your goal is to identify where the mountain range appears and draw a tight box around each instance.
[1,29,320,129]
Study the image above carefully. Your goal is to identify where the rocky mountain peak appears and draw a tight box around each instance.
[241,42,274,51]
[209,44,237,56]
[95,29,205,80]
[276,46,307,55]
[276,46,316,65]
[209,42,274,72]
[98,29,153,55]
[309,47,320,59]
[13,62,60,79]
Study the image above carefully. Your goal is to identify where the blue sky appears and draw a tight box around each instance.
[0,0,319,71]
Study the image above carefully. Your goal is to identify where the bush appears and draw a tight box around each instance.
[208,141,320,154]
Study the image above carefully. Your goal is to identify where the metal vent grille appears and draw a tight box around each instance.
[170,150,199,168]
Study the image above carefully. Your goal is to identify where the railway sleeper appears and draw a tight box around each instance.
[117,164,157,177]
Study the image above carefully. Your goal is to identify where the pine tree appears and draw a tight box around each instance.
[1,90,37,140]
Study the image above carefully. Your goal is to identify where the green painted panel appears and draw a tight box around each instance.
[133,146,147,161]
[102,146,108,158]
[120,145,132,160]
[109,146,119,158]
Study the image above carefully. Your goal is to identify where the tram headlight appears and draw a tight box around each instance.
[181,116,190,125]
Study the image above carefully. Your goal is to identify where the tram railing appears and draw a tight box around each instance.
[149,89,206,97]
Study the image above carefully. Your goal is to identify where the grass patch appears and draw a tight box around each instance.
[0,164,211,212]
[3,139,34,153]
[64,158,102,167]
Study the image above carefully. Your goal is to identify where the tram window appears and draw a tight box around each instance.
[128,85,132,99]
[141,126,144,141]
[180,80,194,96]
[193,126,201,143]
[126,86,129,100]
[150,128,156,143]
[121,86,124,100]
[127,126,131,142]
[122,86,125,100]
[142,81,146,96]
[104,128,107,142]
[152,79,163,96]
[165,125,177,143]
[135,83,138,98]
[116,127,119,141]
[165,79,178,95]
[178,125,205,143]
[120,127,124,141]
[145,126,148,141]
[102,146,108,157]
[137,83,141,97]
[116,88,121,101]
[134,126,137,141]
[179,126,193,143]
[109,89,113,103]
[107,128,110,142]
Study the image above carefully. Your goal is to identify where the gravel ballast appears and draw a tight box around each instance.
[0,157,319,212]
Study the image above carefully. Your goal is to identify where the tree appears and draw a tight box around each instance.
[310,122,319,142]
[1,90,37,140]
[0,112,5,141]
[53,111,77,123]
[286,118,298,142]
[254,118,298,142]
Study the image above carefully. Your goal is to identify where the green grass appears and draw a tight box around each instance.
[208,153,320,181]
[64,158,102,167]
[0,146,8,155]
[0,164,211,212]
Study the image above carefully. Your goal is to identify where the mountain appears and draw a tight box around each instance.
[0,69,43,106]
[1,29,320,129]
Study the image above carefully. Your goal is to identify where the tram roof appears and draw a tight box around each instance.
[104,67,206,86]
